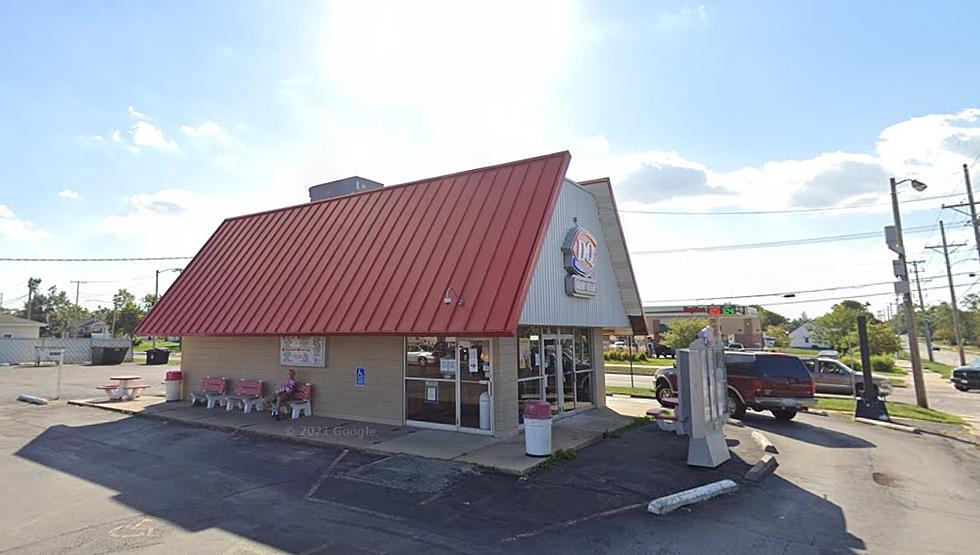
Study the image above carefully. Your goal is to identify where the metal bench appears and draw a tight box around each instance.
[223,379,264,413]
[189,376,228,409]
[286,383,313,419]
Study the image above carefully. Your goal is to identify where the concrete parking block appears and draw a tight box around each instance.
[745,453,779,482]
[647,479,739,515]
[751,430,778,453]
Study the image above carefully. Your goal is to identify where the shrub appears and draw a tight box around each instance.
[841,355,862,372]
[870,355,896,373]
[636,353,647,362]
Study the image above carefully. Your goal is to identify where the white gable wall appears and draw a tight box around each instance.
[519,180,630,329]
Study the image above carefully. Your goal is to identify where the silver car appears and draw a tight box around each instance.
[801,357,893,397]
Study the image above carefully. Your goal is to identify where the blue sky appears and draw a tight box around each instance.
[2,1,980,318]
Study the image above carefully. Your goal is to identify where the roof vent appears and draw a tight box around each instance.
[309,176,383,202]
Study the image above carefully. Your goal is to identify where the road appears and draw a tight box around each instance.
[889,344,980,432]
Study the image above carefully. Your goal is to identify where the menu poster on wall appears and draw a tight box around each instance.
[468,348,479,373]
[280,336,326,367]
[425,381,438,403]
[519,338,531,370]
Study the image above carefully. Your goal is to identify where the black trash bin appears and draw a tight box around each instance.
[146,348,171,366]
[90,346,129,366]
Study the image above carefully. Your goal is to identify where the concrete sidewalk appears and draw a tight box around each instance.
[68,395,633,475]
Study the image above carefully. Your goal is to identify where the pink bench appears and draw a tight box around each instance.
[223,379,264,413]
[190,376,228,409]
[286,383,313,419]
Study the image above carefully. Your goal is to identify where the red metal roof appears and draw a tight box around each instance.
[137,152,571,337]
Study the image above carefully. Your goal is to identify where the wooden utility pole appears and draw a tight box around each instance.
[926,221,968,366]
[941,164,980,264]
[909,260,935,362]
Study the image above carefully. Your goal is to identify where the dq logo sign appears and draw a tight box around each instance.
[563,226,599,277]
[563,226,599,298]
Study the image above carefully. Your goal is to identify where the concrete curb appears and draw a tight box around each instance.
[751,430,778,454]
[855,417,920,434]
[745,453,778,482]
[18,394,49,405]
[647,479,739,515]
[726,419,745,427]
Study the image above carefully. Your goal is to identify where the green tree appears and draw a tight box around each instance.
[42,287,89,337]
[765,324,790,348]
[844,321,901,355]
[812,300,873,352]
[111,289,144,337]
[661,318,709,350]
[754,306,789,328]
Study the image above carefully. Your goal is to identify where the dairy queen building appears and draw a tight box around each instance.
[137,151,648,438]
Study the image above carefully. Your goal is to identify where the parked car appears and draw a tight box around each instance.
[727,342,745,351]
[612,341,627,350]
[951,359,980,391]
[406,345,436,366]
[800,357,892,397]
[653,343,675,358]
[654,352,815,420]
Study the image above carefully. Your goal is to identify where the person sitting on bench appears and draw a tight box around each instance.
[268,369,298,420]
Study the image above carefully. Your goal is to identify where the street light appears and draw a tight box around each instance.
[889,177,929,409]
[152,268,183,349]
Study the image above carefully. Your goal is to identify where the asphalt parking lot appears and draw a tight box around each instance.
[2,364,980,554]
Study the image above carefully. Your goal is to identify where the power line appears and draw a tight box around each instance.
[631,223,948,255]
[641,270,980,304]
[0,256,192,262]
[617,192,960,216]
[761,282,976,307]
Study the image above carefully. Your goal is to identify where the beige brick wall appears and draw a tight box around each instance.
[181,335,405,426]
[492,336,520,438]
[593,328,606,407]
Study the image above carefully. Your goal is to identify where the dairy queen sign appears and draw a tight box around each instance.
[562,226,599,298]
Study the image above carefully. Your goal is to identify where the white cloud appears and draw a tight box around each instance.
[127,106,147,119]
[0,204,50,243]
[112,129,122,143]
[57,189,80,199]
[79,134,105,144]
[654,4,708,30]
[131,120,179,152]
[181,121,232,143]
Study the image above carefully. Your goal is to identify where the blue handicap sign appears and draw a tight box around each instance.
[355,367,366,387]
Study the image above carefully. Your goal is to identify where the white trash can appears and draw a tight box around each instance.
[523,400,553,457]
[479,392,491,430]
[164,370,183,402]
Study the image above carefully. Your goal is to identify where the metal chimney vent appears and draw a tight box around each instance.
[309,176,383,202]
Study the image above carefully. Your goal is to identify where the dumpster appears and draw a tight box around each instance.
[523,400,553,457]
[90,346,128,365]
[164,370,183,401]
[146,348,171,365]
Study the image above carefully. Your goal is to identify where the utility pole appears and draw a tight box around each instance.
[965,164,979,264]
[926,221,968,366]
[909,260,935,362]
[887,177,928,408]
[69,280,86,305]
[941,164,980,264]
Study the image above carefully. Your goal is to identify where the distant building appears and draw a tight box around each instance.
[788,322,830,349]
[0,314,46,339]
[70,317,109,338]
[643,305,763,348]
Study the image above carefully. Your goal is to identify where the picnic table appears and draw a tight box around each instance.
[108,375,144,400]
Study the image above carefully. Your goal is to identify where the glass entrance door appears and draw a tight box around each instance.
[405,337,492,434]
[543,334,576,415]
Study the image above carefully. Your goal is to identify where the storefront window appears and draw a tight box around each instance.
[517,326,544,423]
[517,326,595,421]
